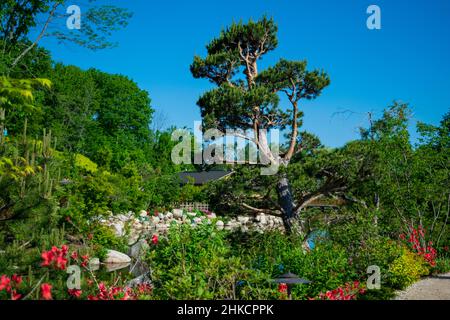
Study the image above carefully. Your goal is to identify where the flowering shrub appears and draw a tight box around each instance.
[41,245,69,270]
[41,283,53,300]
[312,281,366,300]
[0,274,23,300]
[1,243,153,300]
[400,225,437,267]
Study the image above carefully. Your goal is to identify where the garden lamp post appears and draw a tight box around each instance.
[271,272,311,300]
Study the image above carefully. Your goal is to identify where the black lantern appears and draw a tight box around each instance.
[271,272,311,300]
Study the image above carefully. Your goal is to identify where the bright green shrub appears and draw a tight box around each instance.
[74,153,98,173]
[387,248,430,289]
[90,224,127,256]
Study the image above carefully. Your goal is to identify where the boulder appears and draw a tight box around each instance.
[126,273,152,289]
[238,216,250,224]
[216,220,224,230]
[151,216,160,224]
[173,209,183,218]
[105,262,130,272]
[103,250,132,264]
[128,240,149,259]
[116,214,129,222]
[111,222,125,237]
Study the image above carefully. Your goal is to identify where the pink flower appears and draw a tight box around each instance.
[41,283,52,300]
[11,274,22,286]
[11,289,21,300]
[0,275,11,292]
[68,289,83,298]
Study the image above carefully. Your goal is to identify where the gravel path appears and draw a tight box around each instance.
[395,273,450,300]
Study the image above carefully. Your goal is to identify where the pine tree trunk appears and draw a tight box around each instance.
[276,173,301,234]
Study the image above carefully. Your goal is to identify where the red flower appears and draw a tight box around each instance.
[41,245,70,270]
[0,275,11,292]
[41,283,52,300]
[56,256,68,270]
[278,283,288,294]
[68,289,83,298]
[152,235,158,245]
[81,255,90,268]
[11,274,22,286]
[11,289,21,300]
[71,251,78,260]
[41,251,54,267]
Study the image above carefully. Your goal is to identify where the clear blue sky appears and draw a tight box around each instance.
[38,0,450,147]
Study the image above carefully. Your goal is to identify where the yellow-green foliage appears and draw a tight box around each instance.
[388,247,430,289]
[75,154,98,173]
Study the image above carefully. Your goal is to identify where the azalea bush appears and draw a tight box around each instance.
[312,281,366,300]
[0,244,152,300]
[400,225,437,267]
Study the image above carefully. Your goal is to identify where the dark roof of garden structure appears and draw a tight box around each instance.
[177,170,233,185]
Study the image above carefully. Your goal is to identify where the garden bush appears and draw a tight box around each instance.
[387,247,430,289]
[146,224,276,300]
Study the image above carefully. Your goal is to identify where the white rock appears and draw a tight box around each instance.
[238,216,250,224]
[216,220,224,230]
[259,215,267,225]
[166,212,173,219]
[241,226,249,233]
[103,250,131,264]
[128,240,150,259]
[111,222,125,237]
[173,209,183,218]
[117,214,128,222]
[151,216,160,224]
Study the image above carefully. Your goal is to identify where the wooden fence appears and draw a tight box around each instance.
[174,202,209,212]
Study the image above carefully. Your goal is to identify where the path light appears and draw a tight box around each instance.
[271,272,311,300]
